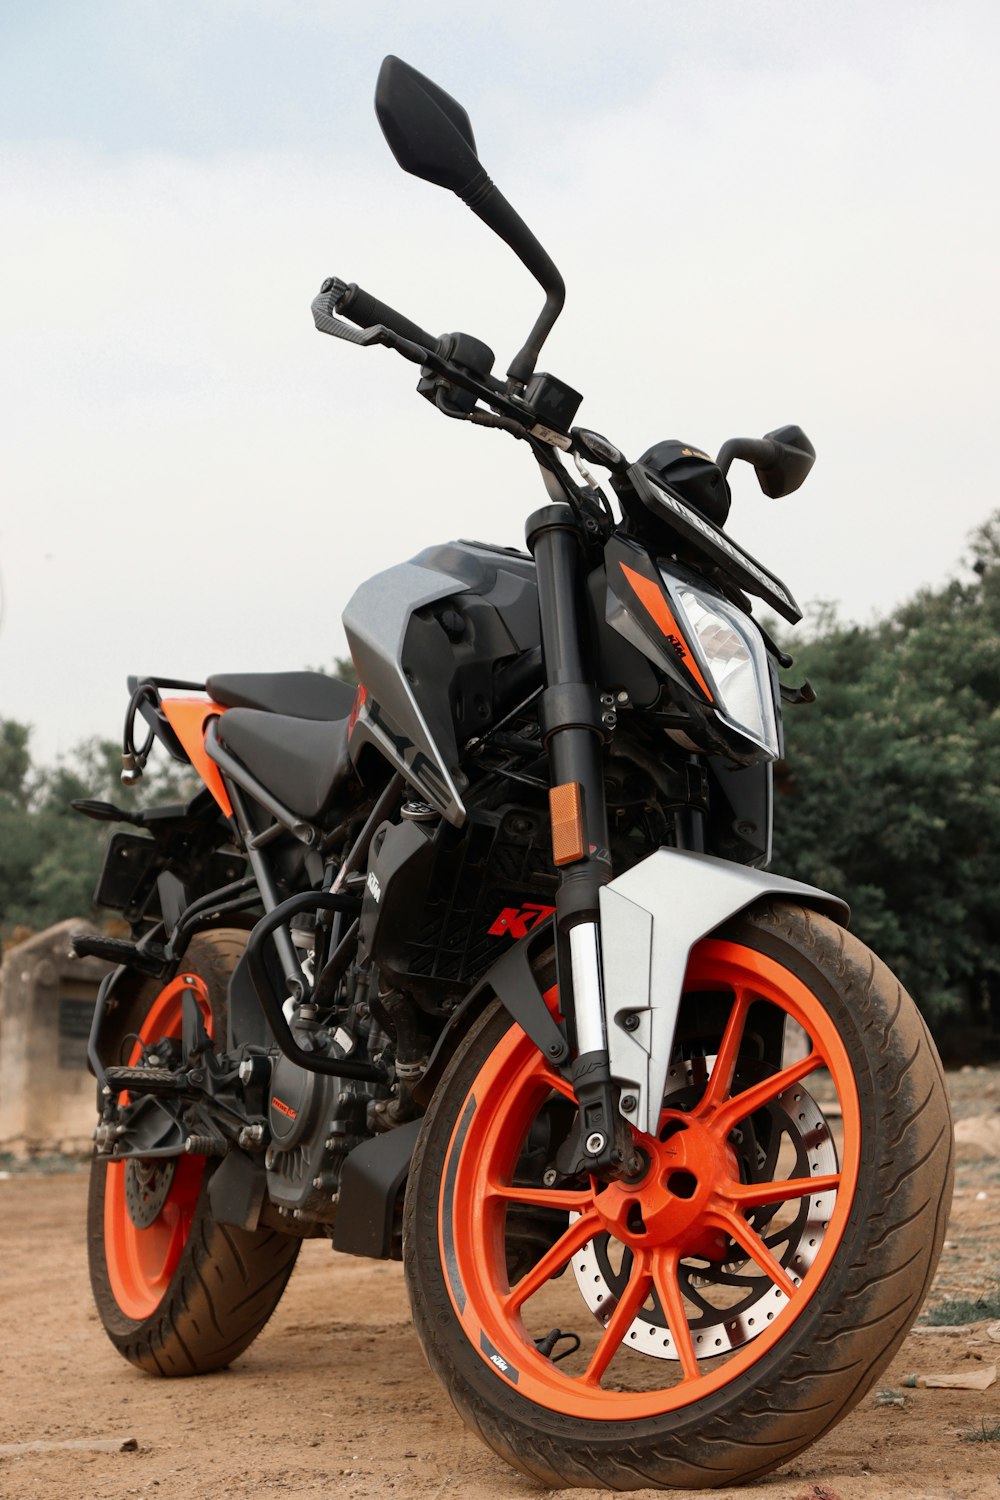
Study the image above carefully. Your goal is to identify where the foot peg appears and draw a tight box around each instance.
[103,1065,188,1096]
[71,934,167,977]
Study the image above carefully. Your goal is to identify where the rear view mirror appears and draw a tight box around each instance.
[756,425,816,498]
[375,56,481,195]
[716,425,816,498]
[374,56,565,389]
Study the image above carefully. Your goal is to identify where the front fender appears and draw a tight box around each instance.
[599,848,849,1137]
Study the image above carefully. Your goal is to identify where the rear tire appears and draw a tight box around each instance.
[404,902,954,1489]
[87,930,300,1376]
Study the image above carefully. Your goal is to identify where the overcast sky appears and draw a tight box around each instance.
[2,1,998,764]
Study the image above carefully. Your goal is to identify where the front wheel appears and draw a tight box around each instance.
[404,902,954,1490]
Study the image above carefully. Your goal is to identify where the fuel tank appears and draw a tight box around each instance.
[342,540,541,824]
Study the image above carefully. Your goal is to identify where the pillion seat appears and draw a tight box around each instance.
[206,671,357,722]
[217,709,353,821]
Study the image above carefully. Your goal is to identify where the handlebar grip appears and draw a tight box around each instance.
[335,281,438,351]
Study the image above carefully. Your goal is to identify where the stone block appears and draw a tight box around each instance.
[0,920,112,1157]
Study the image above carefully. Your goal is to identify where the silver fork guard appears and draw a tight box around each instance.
[599,848,849,1137]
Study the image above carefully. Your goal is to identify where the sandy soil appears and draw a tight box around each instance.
[2,1068,999,1500]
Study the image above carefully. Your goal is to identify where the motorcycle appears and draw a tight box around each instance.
[78,56,953,1490]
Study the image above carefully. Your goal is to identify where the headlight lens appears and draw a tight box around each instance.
[670,579,779,757]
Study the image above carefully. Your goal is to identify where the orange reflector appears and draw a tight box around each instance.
[549,782,585,866]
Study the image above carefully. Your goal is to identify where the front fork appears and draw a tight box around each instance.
[526,503,643,1179]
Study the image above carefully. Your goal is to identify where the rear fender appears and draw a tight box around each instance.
[600,847,849,1136]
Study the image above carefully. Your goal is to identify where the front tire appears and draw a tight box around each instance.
[88,930,300,1376]
[404,901,954,1490]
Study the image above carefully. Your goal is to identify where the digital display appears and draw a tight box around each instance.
[627,463,802,623]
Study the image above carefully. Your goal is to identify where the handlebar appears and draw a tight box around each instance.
[311,276,589,449]
[323,277,439,352]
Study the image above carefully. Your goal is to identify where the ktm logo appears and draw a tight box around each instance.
[488,903,555,940]
[665,632,690,663]
[271,1096,298,1120]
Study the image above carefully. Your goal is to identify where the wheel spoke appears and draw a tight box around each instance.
[651,1249,700,1379]
[537,1065,577,1102]
[728,1171,840,1208]
[715,1208,798,1300]
[583,1250,652,1384]
[504,1209,603,1313]
[486,1182,595,1213]
[696,987,752,1114]
[712,1052,824,1134]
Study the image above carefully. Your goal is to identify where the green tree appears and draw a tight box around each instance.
[0,725,192,938]
[773,513,1000,1041]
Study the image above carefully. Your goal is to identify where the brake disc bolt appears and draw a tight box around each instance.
[585,1131,606,1155]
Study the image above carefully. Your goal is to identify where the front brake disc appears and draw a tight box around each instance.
[569,1058,839,1359]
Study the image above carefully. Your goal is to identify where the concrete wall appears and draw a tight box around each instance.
[0,920,111,1156]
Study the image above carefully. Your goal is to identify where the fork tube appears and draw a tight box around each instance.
[526,503,611,1045]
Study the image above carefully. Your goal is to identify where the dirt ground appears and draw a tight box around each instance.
[2,1067,999,1500]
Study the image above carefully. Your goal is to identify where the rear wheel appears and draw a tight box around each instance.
[88,930,300,1375]
[404,902,954,1489]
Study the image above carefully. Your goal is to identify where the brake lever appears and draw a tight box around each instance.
[310,291,455,370]
[310,290,374,345]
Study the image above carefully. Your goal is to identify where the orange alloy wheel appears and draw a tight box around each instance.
[438,938,861,1420]
[103,975,212,1320]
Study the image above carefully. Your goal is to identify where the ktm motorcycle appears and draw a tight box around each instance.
[79,57,953,1490]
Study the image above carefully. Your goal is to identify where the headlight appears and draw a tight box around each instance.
[667,577,779,758]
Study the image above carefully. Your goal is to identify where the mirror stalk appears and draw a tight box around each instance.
[459,171,564,386]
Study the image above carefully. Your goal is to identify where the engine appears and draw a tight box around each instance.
[261,944,387,1223]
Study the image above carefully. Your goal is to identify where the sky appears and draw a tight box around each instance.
[2,1,998,764]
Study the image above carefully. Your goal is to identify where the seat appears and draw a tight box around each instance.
[217,709,353,821]
[206,671,356,721]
